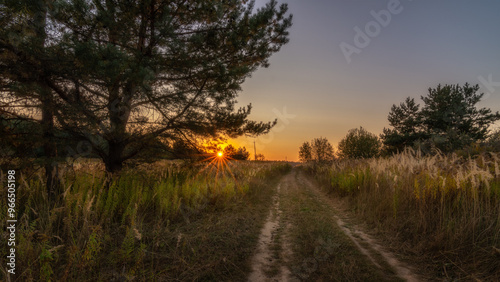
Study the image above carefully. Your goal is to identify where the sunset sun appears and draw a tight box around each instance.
[217,151,224,157]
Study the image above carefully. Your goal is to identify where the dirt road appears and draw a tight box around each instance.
[248,168,422,281]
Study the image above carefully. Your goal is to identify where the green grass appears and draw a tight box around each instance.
[305,149,500,280]
[0,159,291,281]
[279,170,400,281]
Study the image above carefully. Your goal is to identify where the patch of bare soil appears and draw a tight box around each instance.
[248,183,295,282]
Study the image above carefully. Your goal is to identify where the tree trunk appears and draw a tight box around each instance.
[104,72,133,172]
[104,140,125,173]
[34,0,60,203]
[105,94,131,174]
[41,88,59,202]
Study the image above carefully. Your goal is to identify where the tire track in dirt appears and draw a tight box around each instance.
[249,168,422,281]
[248,182,294,282]
[297,170,422,282]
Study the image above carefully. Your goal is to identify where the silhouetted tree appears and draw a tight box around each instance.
[380,84,500,154]
[420,83,500,152]
[486,129,500,152]
[298,141,312,162]
[338,127,380,159]
[171,139,201,160]
[381,97,425,154]
[310,137,334,163]
[222,144,250,160]
[223,144,237,158]
[255,153,265,161]
[1,0,293,174]
[232,146,250,160]
[0,0,62,201]
[0,115,43,159]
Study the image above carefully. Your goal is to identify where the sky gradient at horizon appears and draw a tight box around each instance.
[233,0,500,161]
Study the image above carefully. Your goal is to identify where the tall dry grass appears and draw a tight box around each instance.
[308,149,500,280]
[0,159,291,281]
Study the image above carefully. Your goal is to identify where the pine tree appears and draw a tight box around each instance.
[381,84,500,154]
[381,97,425,154]
[1,0,63,201]
[420,83,500,152]
[1,0,293,173]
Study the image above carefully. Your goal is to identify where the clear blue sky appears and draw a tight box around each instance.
[234,0,500,161]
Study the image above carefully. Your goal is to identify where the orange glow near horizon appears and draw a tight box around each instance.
[217,151,224,157]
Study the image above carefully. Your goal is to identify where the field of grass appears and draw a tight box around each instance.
[3,150,500,281]
[0,159,291,281]
[305,149,500,280]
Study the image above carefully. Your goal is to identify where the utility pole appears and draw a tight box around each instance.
[254,140,257,161]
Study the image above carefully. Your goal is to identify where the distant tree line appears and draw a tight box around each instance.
[255,153,266,161]
[222,144,251,160]
[299,129,380,162]
[299,137,335,163]
[299,83,500,161]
